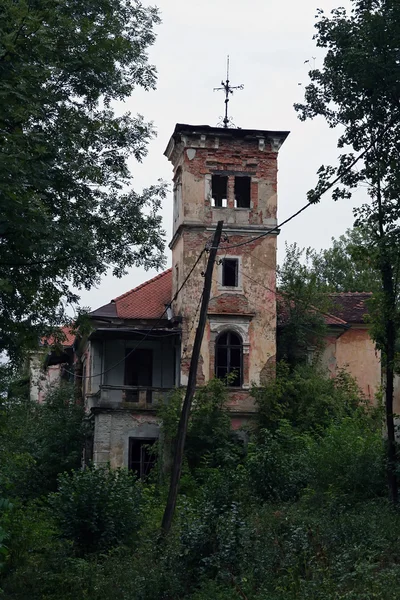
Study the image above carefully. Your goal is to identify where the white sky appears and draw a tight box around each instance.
[77,0,365,312]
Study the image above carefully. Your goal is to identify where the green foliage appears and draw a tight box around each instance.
[186,378,244,471]
[307,417,386,501]
[295,0,400,500]
[50,466,143,555]
[159,378,245,477]
[246,421,311,502]
[0,384,85,499]
[253,361,364,433]
[0,362,393,600]
[278,243,329,365]
[309,227,381,293]
[0,0,166,361]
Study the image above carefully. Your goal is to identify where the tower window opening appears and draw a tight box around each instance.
[215,331,243,387]
[211,175,228,207]
[234,176,251,208]
[222,258,239,287]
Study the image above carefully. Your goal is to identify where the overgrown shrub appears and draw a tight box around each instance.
[245,421,311,502]
[50,466,143,555]
[307,417,386,500]
[0,384,85,499]
[253,361,366,433]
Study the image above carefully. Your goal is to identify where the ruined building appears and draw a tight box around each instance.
[82,123,289,474]
[30,123,400,476]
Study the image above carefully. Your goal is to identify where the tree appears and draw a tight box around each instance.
[295,0,400,502]
[0,0,166,361]
[308,227,381,293]
[277,242,329,366]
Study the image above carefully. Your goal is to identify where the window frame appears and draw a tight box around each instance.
[214,330,243,387]
[219,255,242,291]
[222,257,239,287]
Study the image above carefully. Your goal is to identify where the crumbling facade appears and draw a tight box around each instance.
[82,123,289,470]
[166,124,289,421]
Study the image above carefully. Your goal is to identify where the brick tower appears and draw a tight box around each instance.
[164,124,289,422]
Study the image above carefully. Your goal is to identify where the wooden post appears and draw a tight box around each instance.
[161,220,224,535]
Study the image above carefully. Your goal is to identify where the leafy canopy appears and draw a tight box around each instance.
[0,0,166,360]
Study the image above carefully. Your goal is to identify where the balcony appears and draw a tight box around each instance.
[87,385,173,411]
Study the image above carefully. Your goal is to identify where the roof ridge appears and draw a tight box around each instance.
[329,291,373,296]
[113,268,172,302]
[309,304,348,325]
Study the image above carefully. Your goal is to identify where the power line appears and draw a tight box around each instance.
[238,267,344,325]
[214,134,389,252]
[62,249,206,380]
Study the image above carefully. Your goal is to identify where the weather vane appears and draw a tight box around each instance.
[213,56,244,128]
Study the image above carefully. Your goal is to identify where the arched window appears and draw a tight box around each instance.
[215,331,243,387]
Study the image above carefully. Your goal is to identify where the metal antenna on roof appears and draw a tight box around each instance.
[213,56,243,128]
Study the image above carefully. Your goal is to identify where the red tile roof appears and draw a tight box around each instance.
[112,269,172,320]
[329,292,372,324]
[277,292,372,327]
[277,294,348,327]
[42,325,75,347]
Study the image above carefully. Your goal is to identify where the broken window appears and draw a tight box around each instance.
[129,438,156,479]
[234,176,251,208]
[215,331,242,386]
[211,174,228,207]
[222,258,239,287]
[124,349,153,402]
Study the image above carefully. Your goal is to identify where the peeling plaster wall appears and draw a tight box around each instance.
[30,351,63,403]
[322,327,381,403]
[93,411,160,468]
[167,131,282,415]
[336,328,381,402]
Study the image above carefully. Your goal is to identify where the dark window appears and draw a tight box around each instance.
[215,331,243,386]
[129,438,156,479]
[222,258,238,287]
[124,349,153,387]
[211,175,228,207]
[234,176,251,208]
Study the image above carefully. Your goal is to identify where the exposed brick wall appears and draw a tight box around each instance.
[166,127,285,411]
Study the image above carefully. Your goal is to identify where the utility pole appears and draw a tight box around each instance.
[161,220,224,535]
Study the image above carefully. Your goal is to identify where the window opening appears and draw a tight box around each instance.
[215,331,243,386]
[222,258,238,287]
[124,349,153,402]
[234,176,251,208]
[129,438,156,479]
[211,174,228,207]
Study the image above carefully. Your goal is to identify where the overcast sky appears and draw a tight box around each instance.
[77,0,365,312]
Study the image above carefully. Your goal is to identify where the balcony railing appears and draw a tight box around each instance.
[88,385,173,410]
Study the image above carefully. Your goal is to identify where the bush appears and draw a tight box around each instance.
[307,417,386,500]
[0,384,85,499]
[245,421,312,502]
[50,466,143,555]
[253,361,366,433]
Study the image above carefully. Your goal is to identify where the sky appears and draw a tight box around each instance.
[77,0,365,312]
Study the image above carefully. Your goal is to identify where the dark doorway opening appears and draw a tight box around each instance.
[128,438,156,479]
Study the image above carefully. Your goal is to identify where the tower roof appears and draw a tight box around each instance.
[165,123,290,157]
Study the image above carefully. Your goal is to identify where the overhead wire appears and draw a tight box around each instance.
[62,248,206,380]
[214,123,395,252]
[59,120,394,381]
